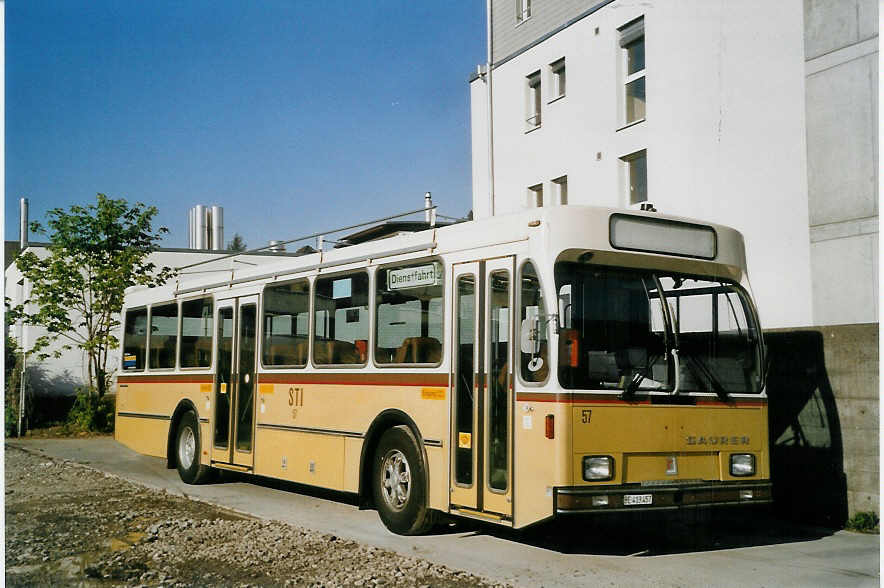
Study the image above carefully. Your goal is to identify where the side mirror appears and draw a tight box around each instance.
[520,311,540,355]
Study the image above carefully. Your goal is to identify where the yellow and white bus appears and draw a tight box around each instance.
[116,205,771,534]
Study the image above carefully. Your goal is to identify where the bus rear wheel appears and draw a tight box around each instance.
[372,425,435,535]
[175,411,213,484]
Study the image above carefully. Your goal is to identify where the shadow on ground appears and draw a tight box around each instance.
[207,468,835,554]
[440,510,836,556]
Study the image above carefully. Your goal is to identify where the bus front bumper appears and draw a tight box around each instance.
[555,480,772,514]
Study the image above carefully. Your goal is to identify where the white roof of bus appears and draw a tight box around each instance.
[125,205,748,306]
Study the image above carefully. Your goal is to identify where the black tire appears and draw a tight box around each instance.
[372,425,436,535]
[175,411,213,484]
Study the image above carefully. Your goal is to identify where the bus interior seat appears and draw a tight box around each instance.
[394,337,442,364]
[192,337,212,365]
[266,335,306,365]
[313,340,361,364]
[150,339,176,369]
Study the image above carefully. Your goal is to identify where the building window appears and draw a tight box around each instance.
[619,17,645,124]
[516,0,531,24]
[550,59,566,100]
[528,184,544,208]
[552,175,568,205]
[526,71,541,130]
[621,150,647,204]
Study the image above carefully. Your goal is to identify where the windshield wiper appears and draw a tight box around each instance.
[619,354,661,400]
[685,354,729,402]
[620,371,645,400]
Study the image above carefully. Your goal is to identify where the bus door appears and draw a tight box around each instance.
[450,257,514,519]
[211,295,258,469]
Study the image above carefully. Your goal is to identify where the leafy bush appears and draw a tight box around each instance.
[845,511,879,533]
[66,388,115,433]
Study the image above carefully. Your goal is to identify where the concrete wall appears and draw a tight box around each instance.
[472,0,814,328]
[804,0,879,325]
[817,323,879,518]
[766,323,878,525]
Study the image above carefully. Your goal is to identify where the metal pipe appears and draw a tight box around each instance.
[486,0,495,217]
[195,204,207,249]
[187,207,193,248]
[211,206,224,250]
[19,198,28,249]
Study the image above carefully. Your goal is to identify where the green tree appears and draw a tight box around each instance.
[7,194,173,399]
[226,233,247,252]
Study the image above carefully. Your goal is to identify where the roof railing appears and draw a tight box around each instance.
[174,205,441,272]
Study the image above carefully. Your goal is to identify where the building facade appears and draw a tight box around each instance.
[470,0,876,329]
[804,0,878,325]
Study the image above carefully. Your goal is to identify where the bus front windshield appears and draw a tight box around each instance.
[555,262,763,395]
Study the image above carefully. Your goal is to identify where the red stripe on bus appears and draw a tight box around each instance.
[117,372,449,387]
[696,400,767,407]
[257,372,450,387]
[515,392,766,406]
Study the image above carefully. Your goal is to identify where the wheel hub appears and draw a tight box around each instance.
[381,449,411,511]
[178,426,196,469]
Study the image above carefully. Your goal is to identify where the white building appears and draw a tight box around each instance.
[803,0,879,326]
[470,0,877,328]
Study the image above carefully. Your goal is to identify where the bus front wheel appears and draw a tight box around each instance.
[175,411,213,484]
[372,425,435,535]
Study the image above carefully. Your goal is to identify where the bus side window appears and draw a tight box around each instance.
[180,297,213,368]
[520,262,549,383]
[262,280,309,367]
[149,302,179,369]
[313,272,369,365]
[123,307,148,371]
[375,261,444,365]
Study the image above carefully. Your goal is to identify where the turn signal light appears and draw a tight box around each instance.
[545,414,555,439]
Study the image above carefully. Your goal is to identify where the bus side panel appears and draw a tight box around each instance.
[116,415,169,458]
[116,380,210,463]
[253,379,449,508]
[344,437,362,493]
[424,445,447,511]
[513,399,569,528]
[254,429,345,489]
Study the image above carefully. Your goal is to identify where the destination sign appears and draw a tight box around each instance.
[387,263,441,290]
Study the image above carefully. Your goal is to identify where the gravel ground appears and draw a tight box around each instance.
[5,443,509,587]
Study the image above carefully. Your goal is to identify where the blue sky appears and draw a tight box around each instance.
[6,1,486,249]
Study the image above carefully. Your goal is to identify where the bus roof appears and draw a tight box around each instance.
[125,205,748,306]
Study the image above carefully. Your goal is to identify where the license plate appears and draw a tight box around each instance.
[623,494,653,506]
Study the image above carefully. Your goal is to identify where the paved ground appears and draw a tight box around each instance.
[8,437,880,587]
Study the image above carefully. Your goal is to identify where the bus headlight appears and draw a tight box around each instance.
[583,456,614,481]
[730,454,756,477]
